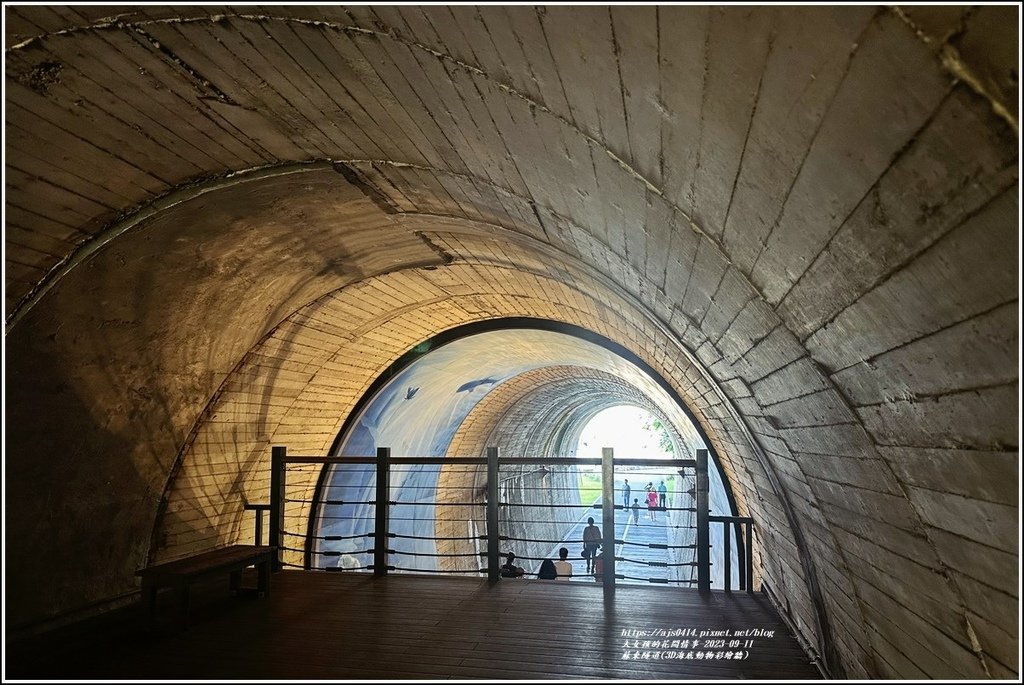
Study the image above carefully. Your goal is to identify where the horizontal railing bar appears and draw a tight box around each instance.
[617,541,700,549]
[608,458,698,468]
[390,501,482,507]
[284,456,376,464]
[388,533,487,541]
[392,457,487,465]
[709,516,754,524]
[282,454,699,467]
[501,536,566,545]
[389,567,487,574]
[389,550,482,558]
[502,457,600,466]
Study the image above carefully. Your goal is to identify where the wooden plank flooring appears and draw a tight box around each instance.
[7,570,822,680]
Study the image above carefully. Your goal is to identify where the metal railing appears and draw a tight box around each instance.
[264,446,753,594]
[710,515,754,592]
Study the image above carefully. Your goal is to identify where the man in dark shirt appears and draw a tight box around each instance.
[582,517,601,574]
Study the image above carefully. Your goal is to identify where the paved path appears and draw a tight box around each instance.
[543,473,694,585]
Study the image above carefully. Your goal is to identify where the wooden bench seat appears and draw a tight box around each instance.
[136,544,274,626]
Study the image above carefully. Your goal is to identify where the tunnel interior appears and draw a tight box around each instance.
[308,325,741,586]
[4,4,1018,681]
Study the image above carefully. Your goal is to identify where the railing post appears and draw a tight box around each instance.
[723,520,731,593]
[735,521,745,591]
[270,446,286,569]
[745,520,754,594]
[601,447,615,595]
[487,446,500,583]
[254,509,263,547]
[269,446,286,571]
[374,446,391,577]
[696,448,710,594]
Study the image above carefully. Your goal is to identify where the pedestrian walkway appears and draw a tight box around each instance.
[543,474,694,585]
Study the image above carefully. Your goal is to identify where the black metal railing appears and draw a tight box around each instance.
[710,515,754,593]
[264,446,753,594]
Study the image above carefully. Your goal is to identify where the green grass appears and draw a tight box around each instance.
[578,473,680,509]
[578,471,602,505]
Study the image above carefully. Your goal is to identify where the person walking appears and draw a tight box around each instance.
[631,498,641,525]
[582,517,601,574]
[658,480,668,509]
[554,547,573,581]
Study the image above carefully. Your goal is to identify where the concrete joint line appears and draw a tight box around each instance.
[890,6,1018,136]
[780,333,999,677]
[7,11,765,322]
[840,428,1001,675]
[4,160,334,335]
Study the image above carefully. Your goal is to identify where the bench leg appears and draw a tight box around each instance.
[257,559,271,599]
[229,570,242,596]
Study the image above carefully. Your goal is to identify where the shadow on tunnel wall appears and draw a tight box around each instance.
[4,168,440,630]
[5,321,152,630]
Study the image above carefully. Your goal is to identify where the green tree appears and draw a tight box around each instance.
[642,416,675,454]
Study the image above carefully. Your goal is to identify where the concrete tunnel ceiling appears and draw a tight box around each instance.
[3,4,1018,681]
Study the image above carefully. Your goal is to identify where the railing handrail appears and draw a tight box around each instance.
[280,454,697,468]
[709,515,753,523]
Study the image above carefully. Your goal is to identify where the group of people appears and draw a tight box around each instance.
[500,547,577,580]
[623,478,668,523]
[500,480,672,582]
[501,516,608,582]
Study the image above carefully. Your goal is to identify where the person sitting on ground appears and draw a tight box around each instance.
[538,558,558,580]
[554,546,573,581]
[500,552,525,578]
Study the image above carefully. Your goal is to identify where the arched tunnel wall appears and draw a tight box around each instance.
[4,5,1018,680]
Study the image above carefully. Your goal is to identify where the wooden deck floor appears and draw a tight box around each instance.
[8,571,822,680]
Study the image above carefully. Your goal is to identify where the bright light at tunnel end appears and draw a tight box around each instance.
[576,405,675,460]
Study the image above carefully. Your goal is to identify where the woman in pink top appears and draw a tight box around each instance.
[646,489,658,521]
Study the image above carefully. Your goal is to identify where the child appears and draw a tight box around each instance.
[592,546,605,583]
[631,498,640,525]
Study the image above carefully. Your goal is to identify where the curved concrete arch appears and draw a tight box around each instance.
[148,259,827,644]
[5,5,1017,679]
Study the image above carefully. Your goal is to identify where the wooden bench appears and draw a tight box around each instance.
[136,545,274,626]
